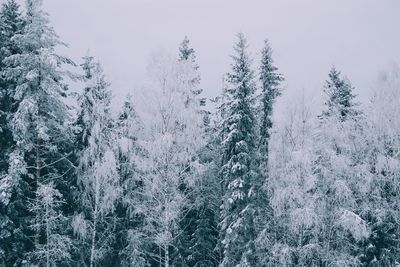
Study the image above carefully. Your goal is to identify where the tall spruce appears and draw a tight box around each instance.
[314,68,368,265]
[0,1,24,265]
[73,55,120,267]
[255,39,284,260]
[320,67,359,121]
[0,0,22,174]
[258,39,284,177]
[219,33,259,267]
[178,36,203,102]
[1,0,74,265]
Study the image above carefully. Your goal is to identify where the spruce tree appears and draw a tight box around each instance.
[0,1,24,265]
[73,55,120,267]
[258,39,284,176]
[219,33,259,267]
[0,0,22,170]
[1,0,74,265]
[320,67,359,121]
[255,39,284,261]
[190,156,220,267]
[178,36,204,103]
[0,0,23,204]
[314,68,368,265]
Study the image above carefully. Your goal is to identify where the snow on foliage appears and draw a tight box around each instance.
[337,209,369,241]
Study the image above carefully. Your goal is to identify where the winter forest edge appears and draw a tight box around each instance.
[0,0,399,266]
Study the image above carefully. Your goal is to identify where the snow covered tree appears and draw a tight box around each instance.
[313,68,370,266]
[219,33,259,267]
[258,39,284,176]
[0,0,23,175]
[0,1,24,264]
[190,150,220,267]
[135,52,205,267]
[114,95,147,266]
[178,36,203,105]
[73,55,121,267]
[266,92,321,266]
[0,0,74,264]
[320,67,359,121]
[254,40,284,260]
[359,66,400,266]
[171,36,212,267]
[29,182,72,266]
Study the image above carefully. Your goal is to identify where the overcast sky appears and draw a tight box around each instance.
[41,0,400,110]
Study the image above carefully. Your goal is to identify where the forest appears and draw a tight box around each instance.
[0,0,399,266]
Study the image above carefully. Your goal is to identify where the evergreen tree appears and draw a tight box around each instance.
[359,67,400,266]
[320,67,359,121]
[178,36,203,103]
[255,39,284,262]
[0,1,24,264]
[191,144,220,267]
[219,33,259,267]
[1,0,74,265]
[73,55,121,267]
[258,39,284,176]
[313,68,369,265]
[0,0,23,173]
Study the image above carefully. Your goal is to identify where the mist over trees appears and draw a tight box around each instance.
[0,1,399,266]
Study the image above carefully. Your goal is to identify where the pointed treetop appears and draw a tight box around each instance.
[81,53,96,79]
[80,55,111,103]
[25,0,44,17]
[226,32,255,96]
[179,36,195,62]
[1,0,21,22]
[260,39,284,93]
[322,66,359,120]
[0,0,23,57]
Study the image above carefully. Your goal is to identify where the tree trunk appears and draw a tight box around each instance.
[90,205,98,267]
[164,244,169,267]
[45,204,50,267]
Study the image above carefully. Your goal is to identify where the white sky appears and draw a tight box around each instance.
[40,0,400,111]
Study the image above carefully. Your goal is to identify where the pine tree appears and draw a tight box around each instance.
[219,33,259,267]
[191,154,220,267]
[255,39,284,262]
[0,0,74,265]
[320,67,359,121]
[313,67,369,265]
[0,0,23,172]
[258,39,284,176]
[359,67,400,266]
[178,36,203,103]
[73,55,121,267]
[0,1,24,264]
[0,0,23,205]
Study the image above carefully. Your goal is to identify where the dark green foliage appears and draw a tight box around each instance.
[321,67,359,121]
[258,40,284,170]
[219,33,259,267]
[0,2,27,265]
